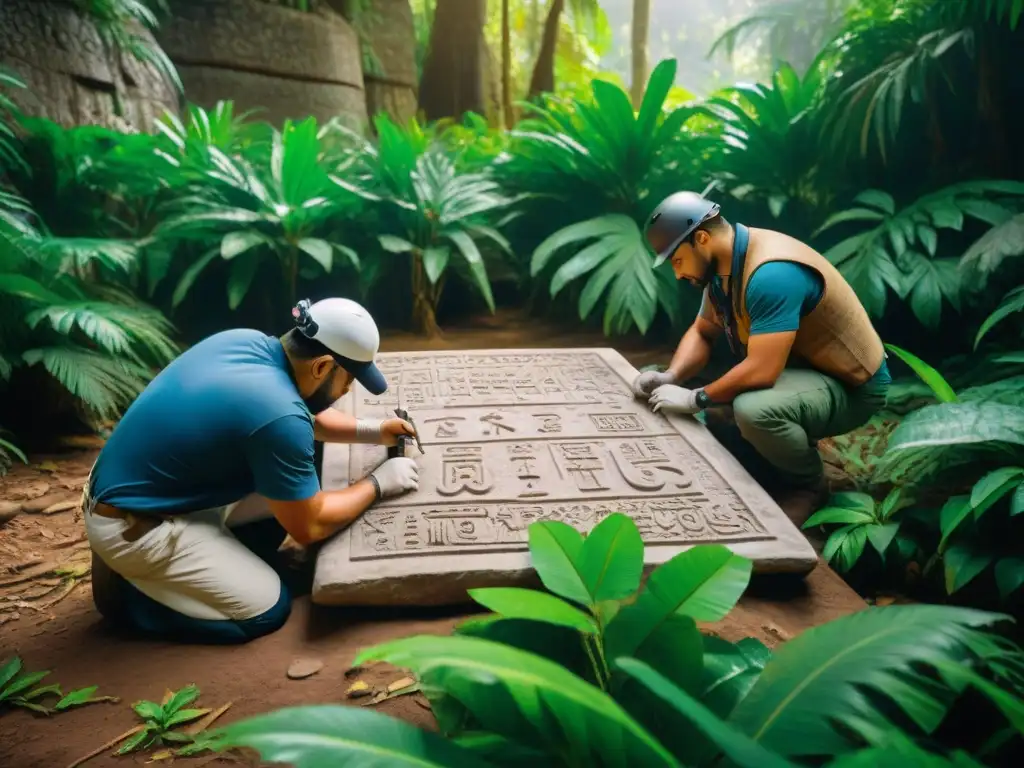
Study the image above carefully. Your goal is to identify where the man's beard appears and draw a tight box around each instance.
[303,367,341,414]
[687,256,717,288]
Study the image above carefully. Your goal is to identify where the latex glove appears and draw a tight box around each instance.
[631,370,676,398]
[379,418,417,448]
[649,384,701,415]
[371,457,420,499]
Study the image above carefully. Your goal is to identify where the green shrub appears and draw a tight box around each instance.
[506,59,706,336]
[215,514,1024,765]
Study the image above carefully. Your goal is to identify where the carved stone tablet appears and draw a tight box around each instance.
[313,349,817,606]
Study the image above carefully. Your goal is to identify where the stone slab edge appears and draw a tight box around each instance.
[158,0,363,87]
[313,348,818,606]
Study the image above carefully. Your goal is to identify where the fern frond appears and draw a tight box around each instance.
[21,346,154,421]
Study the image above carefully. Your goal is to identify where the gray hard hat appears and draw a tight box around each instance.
[644,192,721,267]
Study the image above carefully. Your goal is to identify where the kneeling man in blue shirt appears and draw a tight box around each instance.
[83,298,418,643]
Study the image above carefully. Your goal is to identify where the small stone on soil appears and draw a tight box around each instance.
[21,493,70,514]
[286,658,324,679]
[0,501,22,523]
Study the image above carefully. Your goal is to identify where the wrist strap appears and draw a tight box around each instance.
[354,419,383,444]
[695,388,712,410]
[367,473,382,501]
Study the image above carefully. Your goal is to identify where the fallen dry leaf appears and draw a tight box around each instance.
[37,461,59,473]
[345,680,372,699]
[184,701,233,735]
[42,500,79,515]
[387,677,416,694]
[286,658,324,680]
[361,691,389,707]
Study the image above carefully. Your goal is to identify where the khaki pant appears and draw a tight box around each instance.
[704,368,889,487]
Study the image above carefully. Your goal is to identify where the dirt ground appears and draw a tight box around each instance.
[0,310,867,768]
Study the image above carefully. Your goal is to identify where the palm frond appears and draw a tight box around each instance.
[21,345,155,422]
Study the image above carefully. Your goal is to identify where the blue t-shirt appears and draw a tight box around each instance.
[90,329,321,515]
[744,262,891,388]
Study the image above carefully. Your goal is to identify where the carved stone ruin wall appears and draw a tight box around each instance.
[353,0,419,124]
[313,349,818,606]
[0,0,180,131]
[156,0,367,128]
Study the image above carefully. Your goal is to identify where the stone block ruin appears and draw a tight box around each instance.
[313,349,817,606]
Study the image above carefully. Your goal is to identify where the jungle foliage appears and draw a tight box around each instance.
[214,514,1024,766]
[1,2,1023,622]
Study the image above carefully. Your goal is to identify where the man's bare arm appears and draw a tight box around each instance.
[668,317,723,383]
[267,482,377,546]
[702,331,796,403]
[313,408,359,443]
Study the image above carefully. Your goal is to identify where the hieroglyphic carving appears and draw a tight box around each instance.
[554,442,611,492]
[534,413,563,433]
[590,413,644,432]
[508,443,548,499]
[349,497,771,560]
[358,352,632,410]
[610,439,694,492]
[345,351,774,558]
[480,413,515,435]
[424,416,464,438]
[437,446,493,496]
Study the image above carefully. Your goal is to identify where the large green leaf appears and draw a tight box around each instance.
[577,513,644,603]
[802,506,875,529]
[227,256,259,310]
[221,231,267,260]
[878,402,1024,484]
[944,544,993,594]
[446,230,495,312]
[297,238,334,272]
[172,248,219,307]
[616,658,797,768]
[728,605,1009,758]
[699,636,771,718]
[217,705,489,767]
[934,663,1024,734]
[356,635,679,766]
[995,557,1024,600]
[528,521,590,606]
[627,613,704,695]
[604,545,751,660]
[422,246,450,285]
[467,588,597,634]
[531,215,630,276]
[939,495,972,549]
[971,467,1024,518]
[0,657,24,696]
[976,286,1024,348]
[884,344,957,403]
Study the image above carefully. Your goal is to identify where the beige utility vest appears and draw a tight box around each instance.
[729,228,885,387]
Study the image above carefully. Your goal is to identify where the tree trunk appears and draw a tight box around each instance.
[411,253,442,337]
[630,0,651,109]
[528,0,565,100]
[501,0,514,127]
[417,0,488,121]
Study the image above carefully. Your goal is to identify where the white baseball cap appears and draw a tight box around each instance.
[292,298,388,395]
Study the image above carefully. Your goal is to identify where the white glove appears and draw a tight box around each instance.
[371,457,420,499]
[631,370,676,398]
[649,384,701,415]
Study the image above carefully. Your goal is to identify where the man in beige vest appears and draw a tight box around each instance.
[634,192,890,510]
